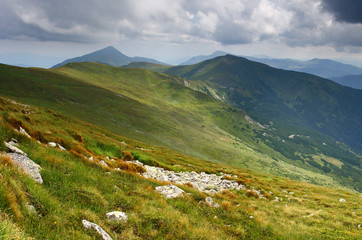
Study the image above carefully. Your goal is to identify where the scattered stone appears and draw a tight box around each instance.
[249,216,254,219]
[289,192,294,195]
[5,141,27,156]
[339,198,346,202]
[105,172,111,175]
[214,215,218,219]
[138,163,245,195]
[7,153,43,183]
[120,141,127,146]
[155,184,185,199]
[82,219,112,240]
[205,197,220,208]
[99,160,108,167]
[19,127,31,138]
[89,156,94,161]
[48,142,57,148]
[106,211,128,223]
[358,224,361,229]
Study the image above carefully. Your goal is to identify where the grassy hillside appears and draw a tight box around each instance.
[0,63,360,192]
[165,56,362,190]
[0,96,361,239]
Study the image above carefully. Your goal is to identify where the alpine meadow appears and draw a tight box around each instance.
[0,0,361,239]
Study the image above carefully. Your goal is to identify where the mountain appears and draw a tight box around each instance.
[165,55,362,153]
[51,46,166,68]
[331,74,362,90]
[180,51,228,65]
[245,57,362,78]
[1,95,360,239]
[0,62,360,192]
[180,52,362,79]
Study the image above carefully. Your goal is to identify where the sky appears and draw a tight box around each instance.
[1,0,362,67]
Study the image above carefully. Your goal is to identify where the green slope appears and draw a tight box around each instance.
[1,96,360,239]
[0,63,360,191]
[165,55,362,151]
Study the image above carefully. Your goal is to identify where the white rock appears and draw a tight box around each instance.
[99,160,108,167]
[89,156,94,161]
[57,143,66,151]
[339,198,346,202]
[82,219,112,240]
[5,141,27,156]
[48,142,57,148]
[205,197,220,208]
[155,184,184,199]
[19,127,31,138]
[7,153,43,183]
[106,211,128,222]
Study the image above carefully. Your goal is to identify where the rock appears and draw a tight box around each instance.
[82,219,112,240]
[339,198,346,202]
[25,203,36,214]
[5,141,27,156]
[205,197,220,208]
[7,153,43,183]
[89,156,94,161]
[106,211,128,222]
[57,143,66,151]
[155,184,185,199]
[140,164,244,194]
[48,142,57,148]
[19,127,31,138]
[99,160,108,167]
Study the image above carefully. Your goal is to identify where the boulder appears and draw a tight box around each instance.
[82,219,112,240]
[106,211,128,222]
[155,184,184,199]
[7,153,43,184]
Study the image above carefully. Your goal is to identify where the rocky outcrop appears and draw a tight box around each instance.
[4,140,43,184]
[82,219,112,240]
[133,161,245,195]
[5,141,27,156]
[106,211,128,222]
[155,184,185,199]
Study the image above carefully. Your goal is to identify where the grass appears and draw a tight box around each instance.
[0,96,360,239]
[0,63,358,191]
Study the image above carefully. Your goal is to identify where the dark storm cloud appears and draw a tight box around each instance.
[322,0,362,24]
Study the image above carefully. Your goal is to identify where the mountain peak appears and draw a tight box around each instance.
[51,46,165,68]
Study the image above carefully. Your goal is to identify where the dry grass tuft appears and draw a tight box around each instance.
[221,201,232,211]
[122,151,133,161]
[117,160,146,173]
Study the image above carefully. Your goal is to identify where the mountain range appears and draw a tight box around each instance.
[0,47,361,239]
[52,46,166,68]
[178,51,362,89]
[331,74,362,90]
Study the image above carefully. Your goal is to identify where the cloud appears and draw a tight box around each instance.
[321,0,362,24]
[1,0,362,51]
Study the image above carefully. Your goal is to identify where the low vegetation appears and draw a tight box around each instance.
[0,96,360,239]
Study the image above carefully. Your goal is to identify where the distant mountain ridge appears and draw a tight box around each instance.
[180,52,362,79]
[52,46,167,68]
[331,74,362,90]
[180,51,228,65]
